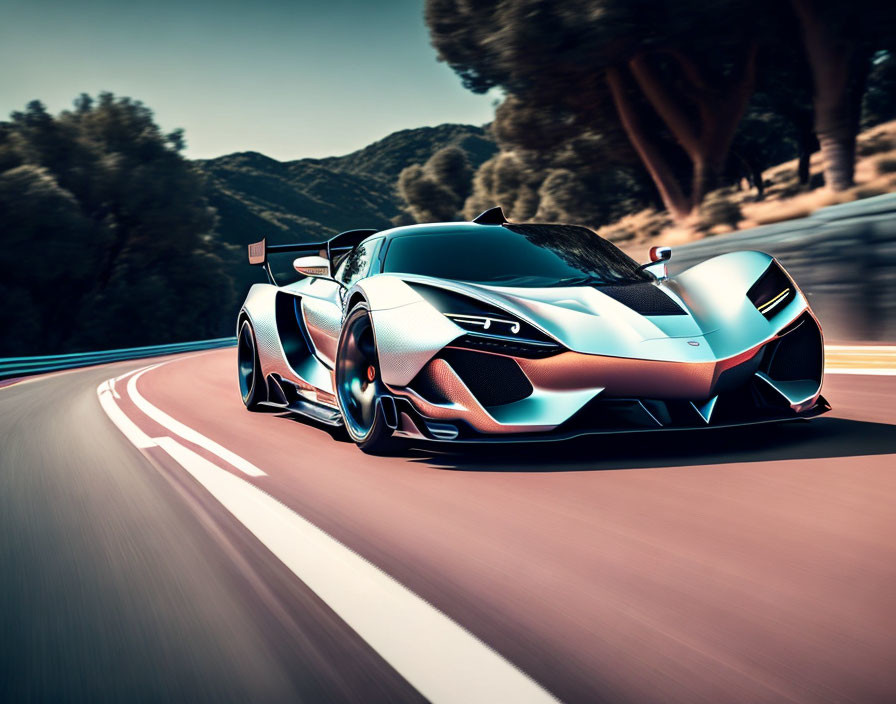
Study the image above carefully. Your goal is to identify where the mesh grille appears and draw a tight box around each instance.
[409,368,452,404]
[440,349,532,407]
[596,283,686,315]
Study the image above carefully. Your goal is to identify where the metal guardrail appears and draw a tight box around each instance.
[669,192,896,342]
[0,337,236,381]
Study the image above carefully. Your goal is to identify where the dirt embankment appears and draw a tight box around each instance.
[606,120,896,262]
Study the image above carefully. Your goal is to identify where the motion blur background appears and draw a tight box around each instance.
[2,0,895,356]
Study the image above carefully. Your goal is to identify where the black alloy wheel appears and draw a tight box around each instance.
[237,319,264,409]
[335,304,402,454]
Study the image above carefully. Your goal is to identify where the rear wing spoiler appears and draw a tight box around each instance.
[247,229,378,285]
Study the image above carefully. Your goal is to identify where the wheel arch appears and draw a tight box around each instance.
[345,291,368,317]
[236,308,253,334]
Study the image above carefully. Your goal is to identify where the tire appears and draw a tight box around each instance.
[237,318,264,410]
[335,303,403,455]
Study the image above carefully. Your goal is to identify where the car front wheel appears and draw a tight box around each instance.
[335,303,402,455]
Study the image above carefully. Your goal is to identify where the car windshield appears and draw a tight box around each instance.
[382,223,651,287]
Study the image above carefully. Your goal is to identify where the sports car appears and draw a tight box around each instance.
[237,207,829,453]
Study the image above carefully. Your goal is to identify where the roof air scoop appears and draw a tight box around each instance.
[472,206,508,225]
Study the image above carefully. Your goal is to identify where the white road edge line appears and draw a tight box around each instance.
[825,345,896,352]
[126,364,266,477]
[152,436,558,704]
[824,368,896,376]
[82,346,896,700]
[96,370,558,704]
[97,380,156,449]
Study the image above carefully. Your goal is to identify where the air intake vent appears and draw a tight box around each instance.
[274,293,314,369]
[596,283,686,316]
[762,313,823,382]
[440,349,533,407]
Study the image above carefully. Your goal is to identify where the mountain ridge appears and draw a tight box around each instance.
[197,123,497,247]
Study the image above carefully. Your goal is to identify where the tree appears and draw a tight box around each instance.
[790,0,896,190]
[458,95,655,225]
[0,164,106,354]
[463,149,542,221]
[397,145,473,222]
[536,170,590,222]
[426,0,760,221]
[862,50,896,129]
[0,94,235,355]
[790,0,864,190]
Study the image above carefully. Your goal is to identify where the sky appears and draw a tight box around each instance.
[0,0,498,160]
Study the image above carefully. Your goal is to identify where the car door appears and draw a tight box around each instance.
[299,237,383,367]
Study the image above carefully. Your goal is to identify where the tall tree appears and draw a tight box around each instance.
[790,0,864,190]
[426,0,760,221]
[789,0,896,190]
[862,50,896,129]
[397,145,473,222]
[0,94,235,355]
[733,23,818,189]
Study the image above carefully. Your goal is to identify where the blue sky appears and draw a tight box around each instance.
[0,0,497,159]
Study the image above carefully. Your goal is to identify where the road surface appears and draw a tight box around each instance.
[2,348,895,703]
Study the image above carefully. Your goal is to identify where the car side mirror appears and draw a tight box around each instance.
[649,246,671,262]
[642,246,671,280]
[293,255,333,280]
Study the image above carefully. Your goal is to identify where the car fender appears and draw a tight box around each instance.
[351,275,464,387]
[666,250,810,359]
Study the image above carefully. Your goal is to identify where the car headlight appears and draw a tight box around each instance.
[747,261,796,319]
[407,282,562,357]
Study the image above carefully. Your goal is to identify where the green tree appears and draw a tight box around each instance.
[862,51,896,129]
[459,95,655,225]
[397,145,473,222]
[0,94,235,355]
[426,0,760,221]
[0,164,106,354]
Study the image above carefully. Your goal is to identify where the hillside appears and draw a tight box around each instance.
[605,120,896,262]
[198,123,496,247]
[310,123,498,182]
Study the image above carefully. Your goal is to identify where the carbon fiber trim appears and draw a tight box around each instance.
[595,283,686,315]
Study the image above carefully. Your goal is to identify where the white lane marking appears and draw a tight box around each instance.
[97,382,156,449]
[824,344,896,375]
[126,365,266,477]
[152,435,557,704]
[825,368,896,376]
[96,366,557,703]
[825,345,896,352]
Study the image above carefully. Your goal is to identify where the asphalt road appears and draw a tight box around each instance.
[2,349,896,703]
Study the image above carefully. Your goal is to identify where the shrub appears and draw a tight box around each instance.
[698,190,743,233]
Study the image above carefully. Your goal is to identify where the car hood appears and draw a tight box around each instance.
[386,254,800,363]
[443,278,715,358]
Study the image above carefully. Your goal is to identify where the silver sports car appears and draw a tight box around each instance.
[237,207,829,453]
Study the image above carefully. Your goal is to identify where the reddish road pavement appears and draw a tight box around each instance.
[3,348,895,703]
[138,349,896,702]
